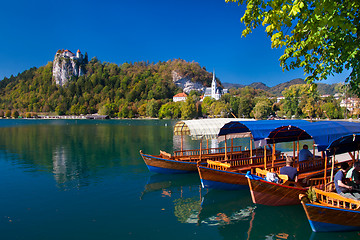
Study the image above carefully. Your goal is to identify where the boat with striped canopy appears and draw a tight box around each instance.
[140,118,254,173]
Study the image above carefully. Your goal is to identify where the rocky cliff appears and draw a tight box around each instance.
[172,70,204,93]
[52,49,86,86]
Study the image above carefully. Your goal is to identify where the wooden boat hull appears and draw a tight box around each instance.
[301,201,360,232]
[197,165,248,190]
[140,153,198,174]
[247,177,307,206]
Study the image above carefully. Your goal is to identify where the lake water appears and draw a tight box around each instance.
[0,119,358,240]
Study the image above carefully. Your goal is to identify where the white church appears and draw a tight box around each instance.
[203,70,228,100]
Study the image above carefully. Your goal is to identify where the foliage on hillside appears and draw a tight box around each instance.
[0,58,213,117]
[0,57,348,120]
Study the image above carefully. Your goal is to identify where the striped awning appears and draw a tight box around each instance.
[173,118,254,140]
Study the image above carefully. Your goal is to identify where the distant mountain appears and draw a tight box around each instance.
[222,82,245,89]
[317,83,340,96]
[249,82,270,91]
[223,78,341,96]
[269,78,306,96]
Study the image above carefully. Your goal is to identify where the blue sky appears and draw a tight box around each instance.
[0,0,347,87]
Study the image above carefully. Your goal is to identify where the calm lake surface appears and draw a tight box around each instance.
[0,119,358,240]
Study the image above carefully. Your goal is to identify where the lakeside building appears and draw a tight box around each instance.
[340,97,360,115]
[173,92,188,102]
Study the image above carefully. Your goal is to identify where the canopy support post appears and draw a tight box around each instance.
[264,144,267,170]
[297,139,300,162]
[231,138,233,160]
[224,135,228,161]
[250,135,253,161]
[293,141,296,162]
[181,134,184,156]
[199,138,202,162]
[207,139,209,154]
[250,136,253,165]
[323,152,327,185]
[272,142,276,169]
[331,152,336,181]
[313,140,315,160]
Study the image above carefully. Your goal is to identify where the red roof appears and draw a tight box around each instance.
[77,49,81,53]
[173,92,187,98]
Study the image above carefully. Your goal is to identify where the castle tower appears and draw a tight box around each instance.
[76,49,82,59]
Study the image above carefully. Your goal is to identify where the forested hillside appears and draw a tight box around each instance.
[0,58,213,117]
[0,57,348,120]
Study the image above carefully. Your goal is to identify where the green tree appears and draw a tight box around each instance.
[252,98,273,120]
[227,0,360,95]
[201,97,215,116]
[146,99,160,118]
[238,96,253,118]
[158,102,181,119]
[181,97,197,119]
[11,110,19,119]
[209,101,230,118]
[282,85,303,118]
[5,110,11,118]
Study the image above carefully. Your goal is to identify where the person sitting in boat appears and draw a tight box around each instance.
[280,155,298,182]
[346,161,360,189]
[299,144,313,161]
[334,162,360,200]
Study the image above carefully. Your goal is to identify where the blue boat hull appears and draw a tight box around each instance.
[198,165,248,190]
[302,202,360,232]
[200,179,249,190]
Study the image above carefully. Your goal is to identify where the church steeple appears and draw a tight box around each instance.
[211,69,216,97]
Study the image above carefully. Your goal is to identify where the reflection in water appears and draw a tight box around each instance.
[52,145,89,190]
[0,120,175,190]
[140,173,321,240]
[141,174,256,229]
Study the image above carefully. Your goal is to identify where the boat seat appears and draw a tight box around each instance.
[255,168,289,182]
[160,150,172,158]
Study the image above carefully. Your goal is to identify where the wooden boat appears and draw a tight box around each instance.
[245,121,360,206]
[299,133,360,232]
[198,120,320,190]
[247,168,332,206]
[245,156,349,206]
[140,146,250,174]
[198,149,284,190]
[300,187,360,232]
[140,118,254,174]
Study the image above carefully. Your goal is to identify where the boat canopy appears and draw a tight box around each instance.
[326,133,360,155]
[218,120,311,142]
[173,118,254,140]
[218,120,360,152]
[268,121,360,152]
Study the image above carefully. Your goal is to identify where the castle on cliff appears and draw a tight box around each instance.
[52,49,86,86]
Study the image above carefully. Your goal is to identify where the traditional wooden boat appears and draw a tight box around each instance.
[198,149,284,190]
[299,133,360,232]
[300,187,360,232]
[198,120,316,190]
[140,118,254,174]
[246,121,360,206]
[140,146,250,174]
[247,166,337,206]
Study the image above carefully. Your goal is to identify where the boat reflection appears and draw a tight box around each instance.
[140,173,359,239]
[140,173,201,200]
[198,189,254,227]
